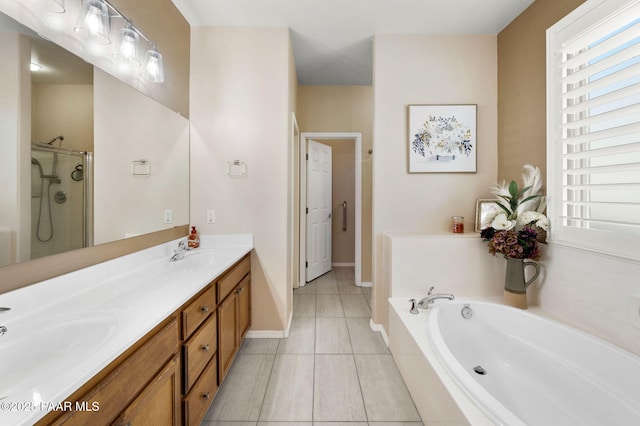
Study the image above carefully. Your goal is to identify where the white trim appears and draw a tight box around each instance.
[245,330,287,339]
[246,311,292,338]
[369,318,389,346]
[332,262,355,267]
[359,281,373,288]
[300,132,363,287]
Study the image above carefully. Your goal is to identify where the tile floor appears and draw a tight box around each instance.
[202,267,424,426]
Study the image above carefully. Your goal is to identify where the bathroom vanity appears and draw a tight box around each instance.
[0,235,253,426]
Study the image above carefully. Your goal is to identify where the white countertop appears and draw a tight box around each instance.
[0,234,253,426]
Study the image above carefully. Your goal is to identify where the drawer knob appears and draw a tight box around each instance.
[202,392,210,400]
[235,287,243,294]
[201,305,209,313]
[202,344,210,352]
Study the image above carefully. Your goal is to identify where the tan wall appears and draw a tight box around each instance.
[190,26,293,331]
[324,140,356,264]
[373,34,498,333]
[497,0,585,183]
[296,85,373,282]
[287,38,298,315]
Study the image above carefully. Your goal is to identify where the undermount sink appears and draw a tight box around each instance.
[0,312,118,398]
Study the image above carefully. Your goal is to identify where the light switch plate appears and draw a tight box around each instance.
[206,210,215,224]
[163,209,173,223]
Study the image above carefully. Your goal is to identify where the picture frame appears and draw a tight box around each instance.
[408,104,477,173]
[475,199,500,232]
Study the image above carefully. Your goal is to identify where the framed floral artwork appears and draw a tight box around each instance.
[408,104,477,173]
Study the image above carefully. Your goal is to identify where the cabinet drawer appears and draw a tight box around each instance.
[182,284,216,338]
[51,318,179,425]
[183,355,218,426]
[183,314,217,392]
[218,255,250,302]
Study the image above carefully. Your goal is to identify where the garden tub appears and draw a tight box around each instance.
[424,300,640,425]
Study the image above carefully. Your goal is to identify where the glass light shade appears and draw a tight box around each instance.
[114,26,140,66]
[30,0,65,13]
[143,48,164,83]
[74,0,111,44]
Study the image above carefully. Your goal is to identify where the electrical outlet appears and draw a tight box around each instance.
[630,295,640,329]
[163,209,173,223]
[206,209,215,224]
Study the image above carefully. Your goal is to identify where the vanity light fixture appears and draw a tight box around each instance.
[28,0,65,13]
[142,46,164,83]
[73,0,165,83]
[30,62,43,71]
[74,0,111,44]
[114,23,141,67]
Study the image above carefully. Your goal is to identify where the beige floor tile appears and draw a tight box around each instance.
[258,354,314,422]
[205,355,275,421]
[259,423,311,426]
[313,422,368,425]
[364,293,372,308]
[314,355,367,422]
[316,294,345,317]
[361,286,372,295]
[240,338,280,354]
[338,280,363,295]
[315,317,352,354]
[334,267,355,281]
[277,317,315,354]
[368,423,424,426]
[355,355,421,422]
[315,279,339,294]
[346,317,389,354]
[295,282,317,295]
[293,294,316,317]
[341,295,371,317]
[204,422,257,426]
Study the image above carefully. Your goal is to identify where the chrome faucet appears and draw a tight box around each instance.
[169,240,189,262]
[0,307,9,336]
[417,286,454,309]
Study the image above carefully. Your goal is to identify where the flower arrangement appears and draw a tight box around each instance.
[480,227,540,260]
[481,165,548,259]
[411,115,472,159]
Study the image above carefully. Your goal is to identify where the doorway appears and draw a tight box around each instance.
[299,132,362,287]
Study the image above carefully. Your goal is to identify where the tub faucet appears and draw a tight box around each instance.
[417,287,454,309]
[0,307,9,336]
[169,240,189,262]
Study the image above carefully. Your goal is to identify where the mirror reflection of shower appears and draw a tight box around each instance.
[32,135,64,242]
[30,137,93,260]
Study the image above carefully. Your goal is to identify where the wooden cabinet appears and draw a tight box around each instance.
[217,256,252,384]
[40,318,180,426]
[36,252,251,426]
[114,355,181,426]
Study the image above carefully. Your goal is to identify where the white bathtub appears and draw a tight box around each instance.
[421,300,640,425]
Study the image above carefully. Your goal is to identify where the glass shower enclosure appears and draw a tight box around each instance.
[30,144,93,260]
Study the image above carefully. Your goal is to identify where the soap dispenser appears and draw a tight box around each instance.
[187,226,200,249]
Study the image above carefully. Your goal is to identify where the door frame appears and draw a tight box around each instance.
[299,132,362,286]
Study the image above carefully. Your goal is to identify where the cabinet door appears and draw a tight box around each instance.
[217,292,238,382]
[114,355,181,426]
[237,275,251,341]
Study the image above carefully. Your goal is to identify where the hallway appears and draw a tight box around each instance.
[202,267,423,425]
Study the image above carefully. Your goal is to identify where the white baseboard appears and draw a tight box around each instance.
[359,281,373,288]
[369,318,389,346]
[245,310,292,339]
[332,262,355,267]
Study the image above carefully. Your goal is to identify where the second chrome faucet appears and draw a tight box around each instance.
[417,286,454,309]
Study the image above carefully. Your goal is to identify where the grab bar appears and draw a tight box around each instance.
[342,201,347,232]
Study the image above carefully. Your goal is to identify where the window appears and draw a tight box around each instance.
[547,0,640,260]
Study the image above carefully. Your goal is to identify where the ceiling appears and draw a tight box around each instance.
[170,0,535,85]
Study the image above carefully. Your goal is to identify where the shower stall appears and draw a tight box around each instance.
[30,138,93,260]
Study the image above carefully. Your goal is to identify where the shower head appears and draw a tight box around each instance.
[44,135,64,145]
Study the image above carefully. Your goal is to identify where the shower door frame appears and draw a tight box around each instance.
[31,144,94,250]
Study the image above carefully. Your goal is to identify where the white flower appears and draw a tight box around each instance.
[492,213,516,231]
[517,211,549,231]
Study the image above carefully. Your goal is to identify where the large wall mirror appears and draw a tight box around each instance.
[0,4,189,273]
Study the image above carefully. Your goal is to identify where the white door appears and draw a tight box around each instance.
[306,140,332,282]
